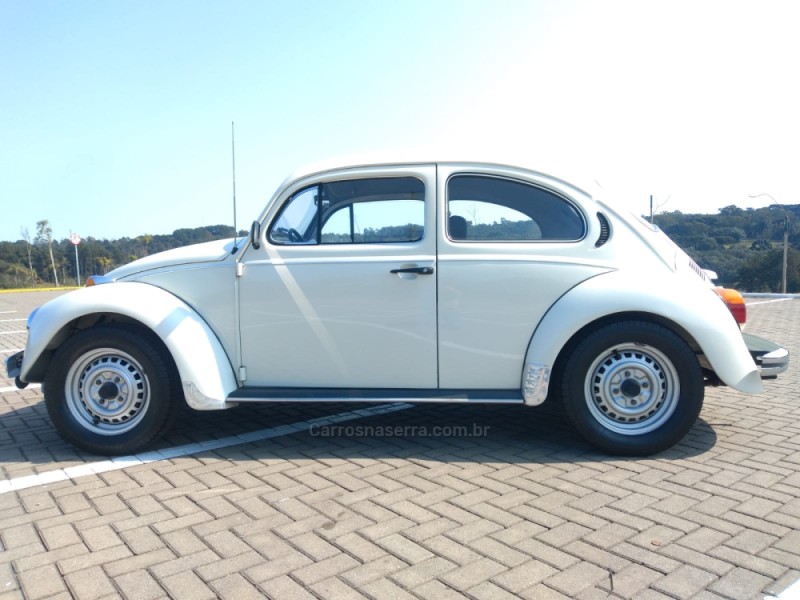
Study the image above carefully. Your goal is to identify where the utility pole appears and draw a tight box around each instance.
[649,194,670,225]
[781,214,788,294]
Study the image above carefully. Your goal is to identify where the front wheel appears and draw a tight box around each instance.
[44,326,180,455]
[561,321,704,456]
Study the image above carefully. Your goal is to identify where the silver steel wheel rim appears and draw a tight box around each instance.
[584,343,680,435]
[65,348,151,436]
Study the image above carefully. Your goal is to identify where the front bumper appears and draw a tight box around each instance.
[5,350,28,389]
[5,351,23,379]
[743,333,790,379]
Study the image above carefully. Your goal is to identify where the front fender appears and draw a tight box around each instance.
[522,270,763,401]
[22,282,237,410]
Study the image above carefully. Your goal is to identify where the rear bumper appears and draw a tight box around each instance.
[743,333,790,379]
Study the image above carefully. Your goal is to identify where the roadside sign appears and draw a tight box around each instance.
[70,233,81,246]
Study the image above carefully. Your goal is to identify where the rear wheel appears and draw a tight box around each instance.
[44,326,180,455]
[561,321,704,456]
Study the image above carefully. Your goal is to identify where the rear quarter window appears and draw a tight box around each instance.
[447,175,585,242]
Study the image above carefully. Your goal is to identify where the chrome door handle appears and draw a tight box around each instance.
[390,267,434,275]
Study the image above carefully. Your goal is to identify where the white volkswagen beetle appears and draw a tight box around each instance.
[6,160,789,456]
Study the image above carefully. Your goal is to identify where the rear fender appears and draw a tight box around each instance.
[22,282,237,410]
[521,271,762,404]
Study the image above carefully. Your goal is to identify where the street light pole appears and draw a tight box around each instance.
[69,233,82,287]
[749,193,789,294]
[781,213,788,294]
[74,244,81,287]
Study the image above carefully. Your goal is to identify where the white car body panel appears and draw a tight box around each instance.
[109,238,235,280]
[132,264,239,371]
[238,252,438,387]
[437,254,609,388]
[21,283,237,409]
[523,270,763,395]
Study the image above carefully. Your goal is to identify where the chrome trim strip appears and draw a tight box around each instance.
[231,396,522,404]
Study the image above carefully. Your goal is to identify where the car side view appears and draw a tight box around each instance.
[6,159,790,456]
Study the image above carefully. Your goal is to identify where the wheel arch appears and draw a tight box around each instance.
[521,270,762,403]
[22,283,237,410]
[26,312,177,380]
[546,311,704,403]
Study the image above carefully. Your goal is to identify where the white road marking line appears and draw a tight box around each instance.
[0,402,414,495]
[765,577,800,599]
[0,311,16,314]
[0,383,41,393]
[0,331,26,335]
[0,349,24,354]
[748,298,795,306]
[0,318,26,322]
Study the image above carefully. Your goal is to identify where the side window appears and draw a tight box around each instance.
[447,175,585,242]
[269,187,319,244]
[322,199,423,243]
[269,177,425,245]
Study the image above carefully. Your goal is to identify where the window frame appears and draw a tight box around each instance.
[444,173,588,244]
[268,177,427,247]
[267,183,323,246]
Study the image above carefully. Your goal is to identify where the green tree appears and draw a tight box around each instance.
[140,233,153,255]
[35,219,59,286]
[719,205,744,217]
[20,226,36,283]
[97,256,113,275]
[737,247,800,293]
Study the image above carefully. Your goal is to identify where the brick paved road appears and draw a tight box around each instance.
[1,291,798,599]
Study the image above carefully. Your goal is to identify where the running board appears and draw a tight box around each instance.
[227,388,524,404]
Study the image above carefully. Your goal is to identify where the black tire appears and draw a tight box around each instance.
[44,325,180,455]
[561,320,704,456]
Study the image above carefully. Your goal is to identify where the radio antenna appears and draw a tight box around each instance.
[231,121,239,254]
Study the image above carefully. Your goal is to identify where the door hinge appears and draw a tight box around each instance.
[239,366,247,381]
[236,263,244,277]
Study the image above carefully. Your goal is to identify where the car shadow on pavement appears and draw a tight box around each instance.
[0,400,717,469]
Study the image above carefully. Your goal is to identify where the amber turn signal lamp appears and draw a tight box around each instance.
[84,275,112,287]
[714,287,746,325]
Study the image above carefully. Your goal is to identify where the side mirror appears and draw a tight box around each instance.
[250,220,261,249]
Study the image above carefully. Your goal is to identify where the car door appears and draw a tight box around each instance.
[238,165,438,389]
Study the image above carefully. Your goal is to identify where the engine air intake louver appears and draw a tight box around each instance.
[595,212,611,247]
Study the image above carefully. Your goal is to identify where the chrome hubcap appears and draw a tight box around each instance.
[585,343,679,435]
[65,348,150,436]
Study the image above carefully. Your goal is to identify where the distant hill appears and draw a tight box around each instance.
[1,207,798,292]
[0,225,243,289]
[652,204,799,292]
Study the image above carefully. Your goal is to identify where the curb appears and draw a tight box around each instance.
[743,293,800,299]
[0,287,79,294]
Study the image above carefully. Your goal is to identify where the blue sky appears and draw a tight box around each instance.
[2,1,798,243]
